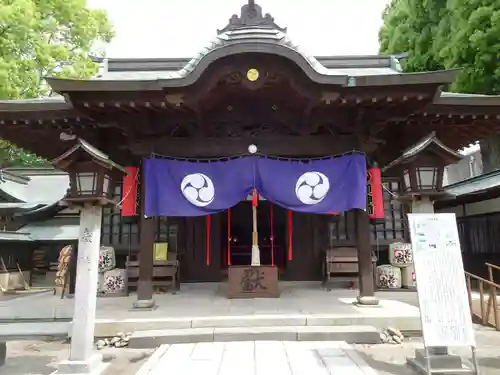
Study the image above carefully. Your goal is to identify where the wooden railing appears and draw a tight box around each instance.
[465,262,500,331]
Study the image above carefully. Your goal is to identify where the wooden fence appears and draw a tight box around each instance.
[465,262,500,331]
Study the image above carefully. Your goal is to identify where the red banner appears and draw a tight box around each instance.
[121,167,139,217]
[367,168,384,219]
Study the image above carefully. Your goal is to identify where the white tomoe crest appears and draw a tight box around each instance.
[180,173,215,207]
[295,171,330,205]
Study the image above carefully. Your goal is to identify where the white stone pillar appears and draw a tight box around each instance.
[56,204,107,375]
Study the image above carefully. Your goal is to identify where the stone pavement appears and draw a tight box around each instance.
[0,283,419,321]
[0,286,422,339]
[137,341,377,375]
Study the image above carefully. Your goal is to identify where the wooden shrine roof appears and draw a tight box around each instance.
[2,1,500,166]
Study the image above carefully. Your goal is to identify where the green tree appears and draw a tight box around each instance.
[379,0,446,73]
[0,0,114,167]
[379,0,500,172]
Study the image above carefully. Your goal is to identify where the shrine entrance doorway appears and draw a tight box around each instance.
[221,200,287,275]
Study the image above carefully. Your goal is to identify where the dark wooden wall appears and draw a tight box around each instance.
[285,212,329,281]
[328,179,406,247]
[457,212,500,280]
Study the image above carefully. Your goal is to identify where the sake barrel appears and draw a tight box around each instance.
[377,264,402,289]
[389,242,413,267]
[98,246,116,272]
[102,269,128,296]
[401,264,416,289]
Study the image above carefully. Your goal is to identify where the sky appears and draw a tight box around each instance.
[87,0,391,58]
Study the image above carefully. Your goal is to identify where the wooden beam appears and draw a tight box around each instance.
[128,135,359,157]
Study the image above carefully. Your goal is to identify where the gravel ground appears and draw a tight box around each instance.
[3,339,154,375]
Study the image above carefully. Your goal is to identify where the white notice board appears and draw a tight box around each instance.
[408,213,475,348]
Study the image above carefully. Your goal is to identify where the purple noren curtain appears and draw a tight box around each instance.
[143,153,367,217]
[255,154,367,213]
[144,158,254,216]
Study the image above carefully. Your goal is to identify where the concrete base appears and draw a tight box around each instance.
[355,295,380,306]
[52,353,108,375]
[407,349,472,374]
[131,299,157,311]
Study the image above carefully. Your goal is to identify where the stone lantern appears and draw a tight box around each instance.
[383,132,464,372]
[383,132,462,207]
[53,139,125,206]
[51,139,126,375]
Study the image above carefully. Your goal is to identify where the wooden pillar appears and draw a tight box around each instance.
[355,209,378,305]
[133,166,156,309]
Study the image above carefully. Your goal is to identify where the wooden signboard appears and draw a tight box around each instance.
[227,265,279,298]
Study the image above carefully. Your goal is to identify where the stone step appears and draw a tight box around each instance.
[94,313,421,337]
[0,321,70,340]
[128,325,381,348]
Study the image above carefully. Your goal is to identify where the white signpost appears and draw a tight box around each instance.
[407,213,479,375]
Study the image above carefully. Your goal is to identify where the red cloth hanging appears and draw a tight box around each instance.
[287,210,293,261]
[206,215,211,265]
[227,208,231,266]
[252,189,259,207]
[121,167,138,216]
[367,168,385,219]
[270,203,275,267]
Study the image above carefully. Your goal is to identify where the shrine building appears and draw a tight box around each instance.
[1,1,500,301]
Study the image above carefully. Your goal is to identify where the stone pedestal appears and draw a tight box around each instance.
[55,353,108,375]
[132,299,156,310]
[356,295,379,306]
[53,205,106,375]
[407,348,470,374]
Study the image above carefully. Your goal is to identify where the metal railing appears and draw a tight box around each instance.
[465,263,500,331]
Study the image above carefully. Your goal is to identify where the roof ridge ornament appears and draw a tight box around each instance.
[217,1,287,34]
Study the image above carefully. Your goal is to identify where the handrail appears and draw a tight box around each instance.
[486,262,500,285]
[464,272,500,288]
[465,270,500,331]
[485,262,500,272]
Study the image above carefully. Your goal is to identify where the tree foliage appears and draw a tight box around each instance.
[0,0,113,167]
[379,0,500,172]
